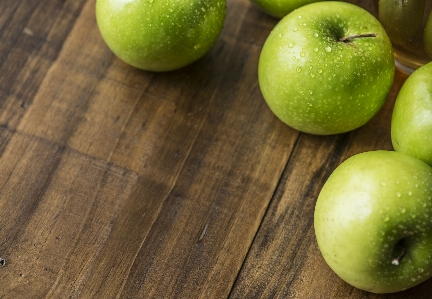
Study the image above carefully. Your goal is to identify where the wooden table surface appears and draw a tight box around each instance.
[1,0,429,298]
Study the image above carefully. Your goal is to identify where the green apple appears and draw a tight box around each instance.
[314,150,432,293]
[378,0,426,48]
[391,62,432,166]
[258,1,394,135]
[250,0,332,19]
[96,0,226,72]
[424,11,432,58]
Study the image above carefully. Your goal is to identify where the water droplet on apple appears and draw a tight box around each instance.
[293,27,298,32]
[278,33,282,38]
[384,215,390,222]
[381,182,386,186]
[300,51,306,57]
[325,46,331,53]
[194,43,201,50]
[400,207,406,213]
[298,15,302,19]
[313,47,318,52]
[148,0,154,3]
[310,73,315,78]
[396,192,401,197]
[408,191,412,196]
[318,69,322,74]
[288,42,295,48]
[308,90,313,94]
[296,67,302,73]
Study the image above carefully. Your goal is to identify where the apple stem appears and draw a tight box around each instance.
[339,33,377,43]
[392,247,406,265]
[401,0,406,7]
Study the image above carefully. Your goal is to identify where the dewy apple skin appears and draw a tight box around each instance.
[251,0,332,19]
[391,61,432,167]
[315,150,432,293]
[96,0,226,72]
[258,1,394,135]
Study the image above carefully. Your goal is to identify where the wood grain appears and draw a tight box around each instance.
[0,0,429,298]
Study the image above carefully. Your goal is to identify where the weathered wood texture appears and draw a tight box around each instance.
[0,0,429,298]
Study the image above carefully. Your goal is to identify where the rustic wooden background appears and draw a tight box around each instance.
[0,0,430,298]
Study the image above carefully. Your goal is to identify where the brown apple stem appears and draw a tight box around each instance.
[401,0,406,7]
[339,33,377,43]
[392,247,406,265]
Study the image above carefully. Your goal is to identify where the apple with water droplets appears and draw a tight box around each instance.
[96,0,226,72]
[258,1,394,135]
[391,61,432,166]
[250,0,332,19]
[315,150,432,293]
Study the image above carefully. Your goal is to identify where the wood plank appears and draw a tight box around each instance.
[0,138,138,298]
[0,0,88,110]
[0,0,298,298]
[0,0,89,158]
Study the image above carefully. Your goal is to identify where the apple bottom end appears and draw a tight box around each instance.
[333,268,432,295]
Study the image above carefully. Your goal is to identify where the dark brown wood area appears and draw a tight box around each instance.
[0,0,429,298]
